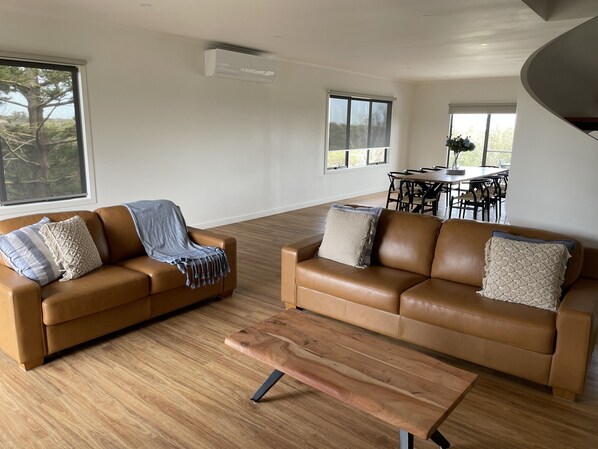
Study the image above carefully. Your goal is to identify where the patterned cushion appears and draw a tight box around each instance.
[317,204,383,268]
[478,236,570,311]
[40,215,103,281]
[0,217,61,286]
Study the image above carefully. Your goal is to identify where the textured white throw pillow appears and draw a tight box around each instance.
[318,205,382,268]
[478,236,570,311]
[40,215,103,281]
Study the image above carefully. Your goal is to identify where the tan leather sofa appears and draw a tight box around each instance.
[281,209,598,401]
[0,205,236,370]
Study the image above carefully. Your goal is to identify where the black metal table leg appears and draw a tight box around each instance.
[430,429,451,448]
[399,428,450,449]
[250,369,285,402]
[399,429,413,449]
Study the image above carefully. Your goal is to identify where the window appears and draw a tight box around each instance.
[326,92,393,170]
[0,58,88,206]
[447,104,516,168]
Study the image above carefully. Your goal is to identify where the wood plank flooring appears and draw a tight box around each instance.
[0,191,595,448]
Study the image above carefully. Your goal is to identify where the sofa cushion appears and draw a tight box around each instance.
[119,256,186,294]
[95,205,145,264]
[431,219,583,288]
[318,204,382,268]
[400,278,556,354]
[296,257,426,314]
[479,237,569,312]
[0,211,110,265]
[41,216,103,281]
[41,265,149,325]
[371,210,442,277]
[0,217,61,286]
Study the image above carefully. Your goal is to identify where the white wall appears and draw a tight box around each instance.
[509,82,598,246]
[0,10,413,227]
[407,78,519,169]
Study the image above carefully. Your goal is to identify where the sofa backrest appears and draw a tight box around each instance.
[372,210,442,276]
[95,205,146,264]
[0,211,110,265]
[432,219,583,288]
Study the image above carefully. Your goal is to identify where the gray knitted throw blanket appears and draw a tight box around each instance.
[124,200,229,289]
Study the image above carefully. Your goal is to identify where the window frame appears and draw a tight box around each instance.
[0,52,96,217]
[446,104,516,168]
[325,91,393,173]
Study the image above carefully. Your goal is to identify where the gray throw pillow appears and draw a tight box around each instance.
[491,230,575,254]
[0,217,61,286]
[317,204,382,268]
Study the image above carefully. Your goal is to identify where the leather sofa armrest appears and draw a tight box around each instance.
[549,277,598,397]
[187,227,237,295]
[281,234,323,308]
[0,264,45,369]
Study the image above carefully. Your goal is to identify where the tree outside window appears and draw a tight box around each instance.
[0,59,86,206]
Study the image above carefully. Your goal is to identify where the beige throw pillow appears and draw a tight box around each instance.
[318,205,382,268]
[478,236,570,311]
[40,215,103,281]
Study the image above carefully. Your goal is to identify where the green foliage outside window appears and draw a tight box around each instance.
[448,113,515,167]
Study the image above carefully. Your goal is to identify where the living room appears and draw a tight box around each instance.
[0,1,597,448]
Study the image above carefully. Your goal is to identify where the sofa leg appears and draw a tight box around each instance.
[552,388,576,401]
[20,357,44,371]
[217,290,234,299]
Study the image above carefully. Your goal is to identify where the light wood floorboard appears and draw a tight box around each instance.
[0,191,595,448]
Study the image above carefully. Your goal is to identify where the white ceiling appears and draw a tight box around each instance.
[0,0,596,81]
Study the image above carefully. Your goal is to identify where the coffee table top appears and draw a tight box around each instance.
[225,309,477,440]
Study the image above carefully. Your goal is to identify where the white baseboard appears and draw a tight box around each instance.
[193,186,386,229]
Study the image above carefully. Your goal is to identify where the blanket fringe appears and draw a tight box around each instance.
[175,248,230,289]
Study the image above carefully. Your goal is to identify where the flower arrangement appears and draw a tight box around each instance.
[445,135,476,154]
[445,135,475,169]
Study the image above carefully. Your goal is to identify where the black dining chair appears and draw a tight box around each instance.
[385,171,410,210]
[448,178,491,221]
[400,180,438,215]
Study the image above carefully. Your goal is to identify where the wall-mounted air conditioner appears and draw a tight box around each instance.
[204,49,277,83]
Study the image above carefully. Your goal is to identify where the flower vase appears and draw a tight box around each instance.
[446,152,466,175]
[452,153,460,170]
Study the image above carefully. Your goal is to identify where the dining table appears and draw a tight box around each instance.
[390,166,509,213]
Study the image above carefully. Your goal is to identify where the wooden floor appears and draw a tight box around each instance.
[0,192,595,448]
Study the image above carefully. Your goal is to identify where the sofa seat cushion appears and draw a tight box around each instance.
[296,257,426,313]
[41,265,149,325]
[119,256,186,294]
[400,278,556,354]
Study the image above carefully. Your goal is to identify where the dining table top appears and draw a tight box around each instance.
[391,166,508,184]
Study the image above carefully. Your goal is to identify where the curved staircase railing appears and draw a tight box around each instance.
[520,15,598,140]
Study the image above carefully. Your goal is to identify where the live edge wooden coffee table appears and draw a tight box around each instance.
[225,309,477,449]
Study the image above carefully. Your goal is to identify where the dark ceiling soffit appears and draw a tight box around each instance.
[521,0,553,21]
[522,0,598,21]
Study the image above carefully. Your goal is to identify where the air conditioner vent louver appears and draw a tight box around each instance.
[204,49,277,83]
